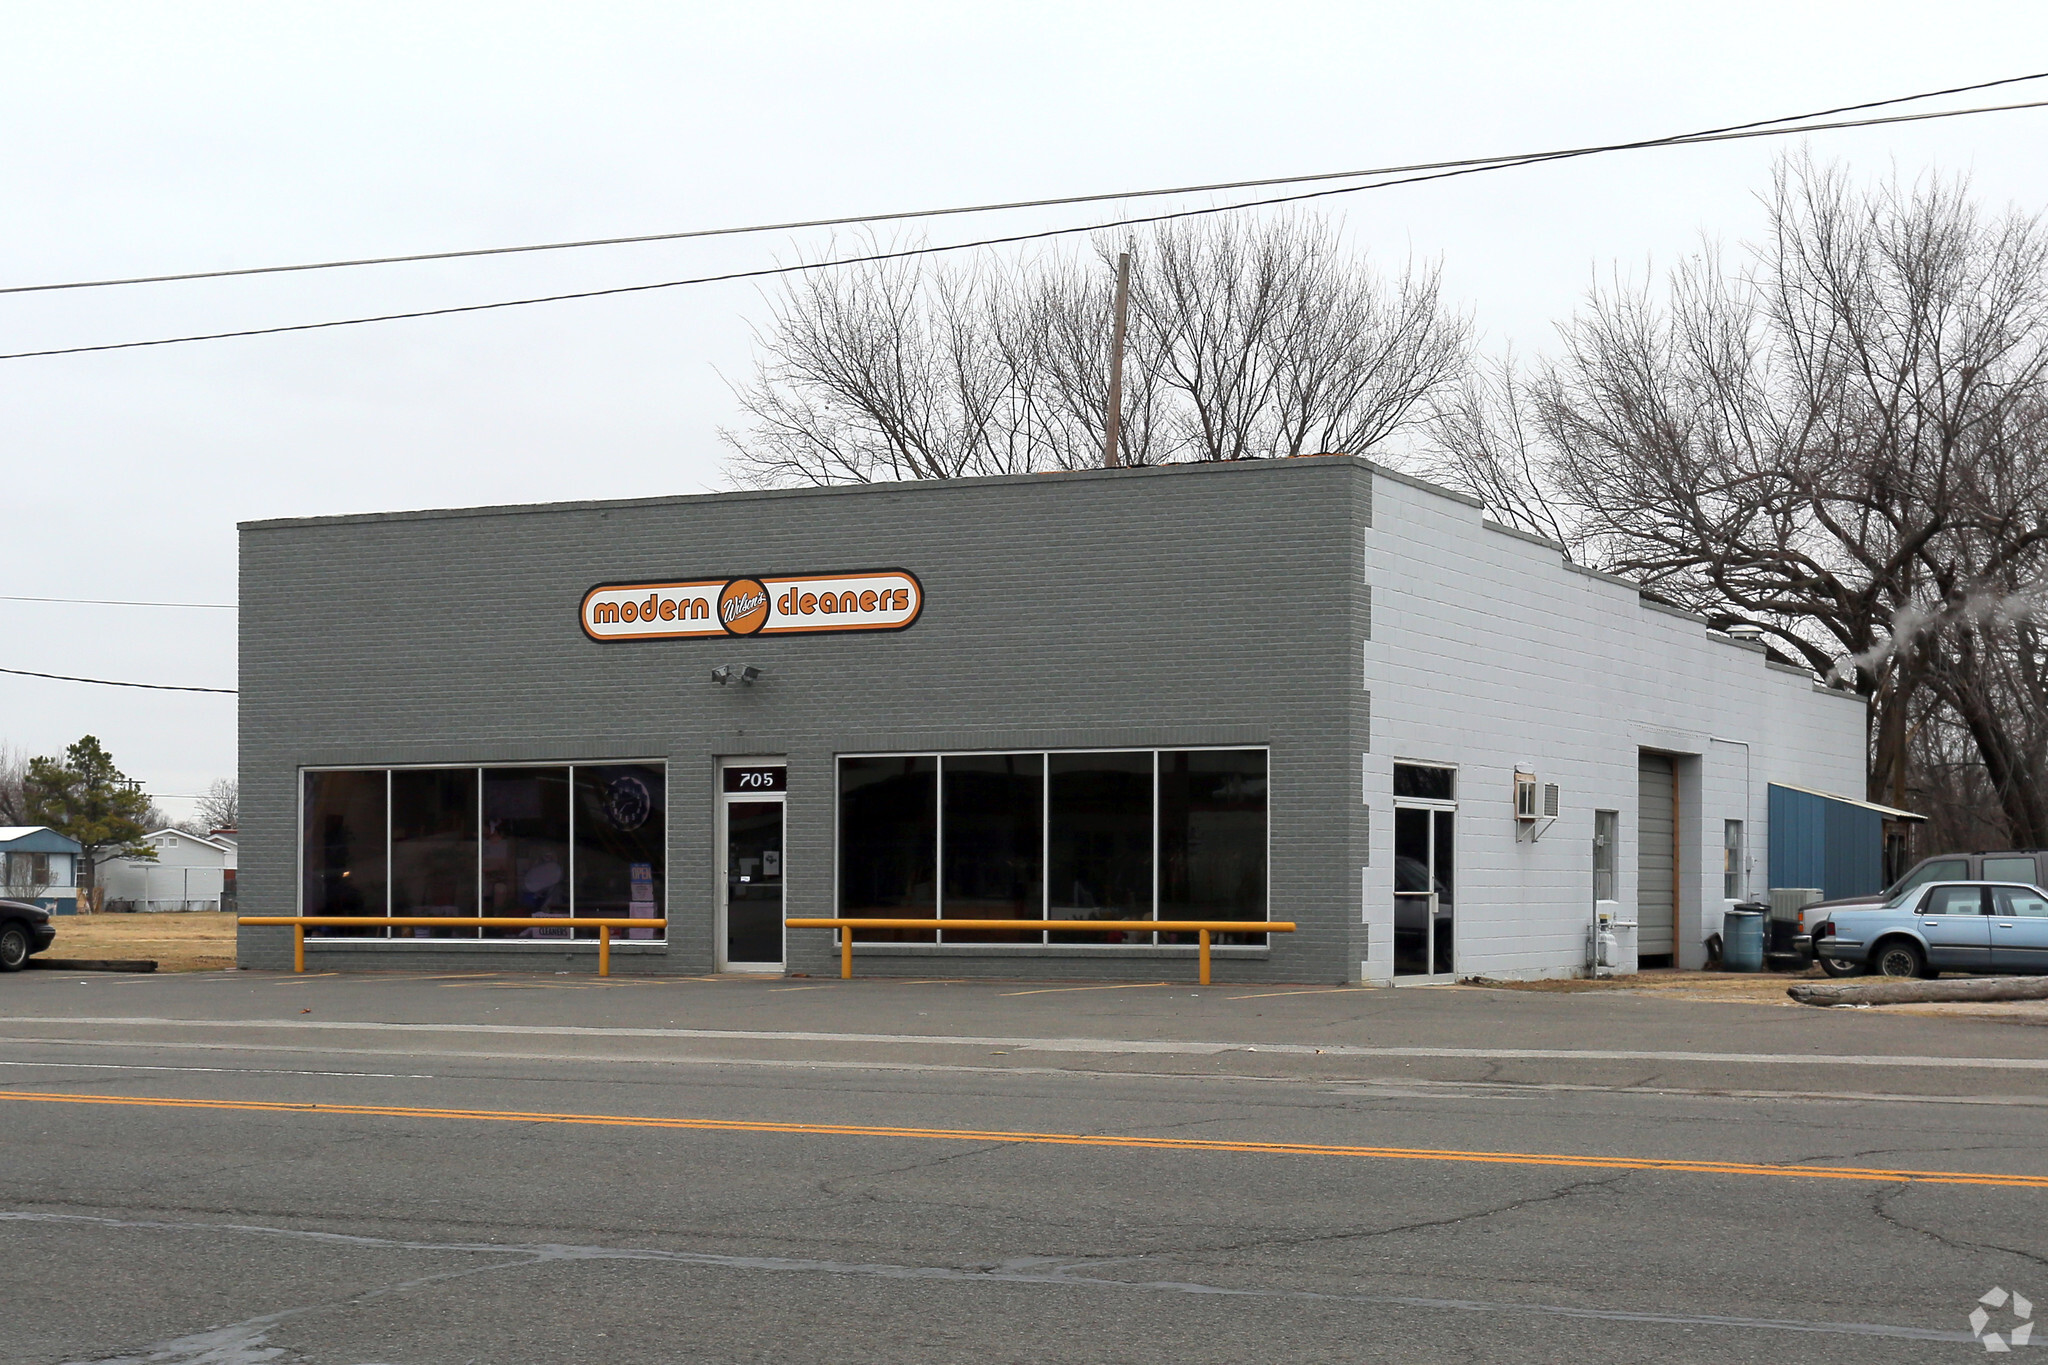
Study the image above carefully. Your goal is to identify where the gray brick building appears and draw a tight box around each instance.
[238,455,1866,982]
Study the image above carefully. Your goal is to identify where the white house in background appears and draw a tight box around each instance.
[0,826,84,913]
[98,829,239,912]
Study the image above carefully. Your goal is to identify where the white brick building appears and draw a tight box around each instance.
[1360,467,1865,979]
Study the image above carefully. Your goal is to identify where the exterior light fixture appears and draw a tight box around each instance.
[738,665,762,686]
[710,665,734,686]
[711,665,763,686]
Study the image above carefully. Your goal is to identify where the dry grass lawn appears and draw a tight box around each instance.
[42,911,238,971]
[1462,967,1826,1005]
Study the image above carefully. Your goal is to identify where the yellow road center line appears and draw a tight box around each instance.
[999,982,1174,997]
[3,1090,2045,1189]
[1226,988,1366,1000]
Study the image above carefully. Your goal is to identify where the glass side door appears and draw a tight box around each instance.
[723,800,785,968]
[1394,805,1455,977]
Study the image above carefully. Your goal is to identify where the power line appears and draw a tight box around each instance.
[6,70,2044,297]
[0,665,235,694]
[5,96,2046,364]
[12,96,2048,363]
[0,594,234,609]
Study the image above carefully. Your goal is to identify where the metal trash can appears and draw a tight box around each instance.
[1754,897,1805,966]
[1721,906,1765,972]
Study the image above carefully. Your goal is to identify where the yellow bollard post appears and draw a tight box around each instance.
[841,928,853,980]
[598,925,611,977]
[1199,929,1211,986]
[294,923,305,974]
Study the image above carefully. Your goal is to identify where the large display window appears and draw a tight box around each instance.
[838,748,1267,946]
[300,763,665,941]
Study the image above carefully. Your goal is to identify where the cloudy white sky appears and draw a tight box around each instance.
[4,1,2046,820]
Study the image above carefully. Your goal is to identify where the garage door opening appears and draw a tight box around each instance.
[1638,752,1678,969]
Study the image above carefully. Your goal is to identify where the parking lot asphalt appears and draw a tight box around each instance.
[8,969,2048,1363]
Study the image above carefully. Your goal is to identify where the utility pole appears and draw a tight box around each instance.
[1103,251,1131,468]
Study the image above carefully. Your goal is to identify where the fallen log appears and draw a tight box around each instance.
[27,957,159,973]
[1788,976,2048,1007]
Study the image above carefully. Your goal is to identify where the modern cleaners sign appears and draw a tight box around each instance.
[581,570,923,642]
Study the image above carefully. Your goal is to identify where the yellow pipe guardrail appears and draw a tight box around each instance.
[238,917,666,977]
[784,918,1295,985]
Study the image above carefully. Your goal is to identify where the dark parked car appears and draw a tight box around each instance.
[0,898,57,971]
[1812,881,2048,979]
[1810,850,2048,916]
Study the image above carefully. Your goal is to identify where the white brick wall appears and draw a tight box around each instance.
[1360,471,1866,981]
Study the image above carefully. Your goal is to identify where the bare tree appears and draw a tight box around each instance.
[722,215,1467,484]
[2,851,50,904]
[1426,156,2048,842]
[195,777,239,831]
[1424,353,1585,555]
[0,743,30,826]
[1129,218,1465,462]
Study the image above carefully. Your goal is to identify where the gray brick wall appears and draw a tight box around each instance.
[239,457,1374,982]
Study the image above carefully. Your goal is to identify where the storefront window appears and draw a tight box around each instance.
[300,764,663,941]
[1048,752,1154,943]
[837,747,1269,948]
[390,768,480,938]
[483,768,572,939]
[303,770,389,936]
[839,755,938,941]
[573,765,666,939]
[1160,750,1268,944]
[942,754,1043,942]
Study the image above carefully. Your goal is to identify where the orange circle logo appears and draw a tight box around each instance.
[718,578,771,635]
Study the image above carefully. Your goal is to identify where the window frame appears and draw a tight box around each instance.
[1994,885,2048,918]
[834,745,1272,949]
[296,760,668,944]
[1889,857,1970,902]
[1392,761,1458,804]
[1592,809,1619,904]
[1918,884,1989,917]
[1983,856,2042,885]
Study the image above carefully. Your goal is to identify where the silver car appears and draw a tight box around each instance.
[1813,881,2048,979]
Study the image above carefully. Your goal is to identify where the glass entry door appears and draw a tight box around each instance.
[721,764,786,969]
[1394,805,1455,977]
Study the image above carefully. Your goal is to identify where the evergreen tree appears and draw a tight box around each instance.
[26,735,156,898]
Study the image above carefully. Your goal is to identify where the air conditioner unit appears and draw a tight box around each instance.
[1515,772,1559,842]
[1770,886,1824,927]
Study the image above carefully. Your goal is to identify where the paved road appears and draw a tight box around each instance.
[7,969,2048,1363]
